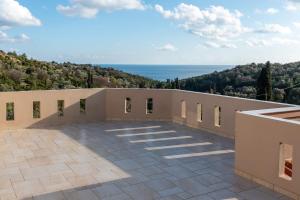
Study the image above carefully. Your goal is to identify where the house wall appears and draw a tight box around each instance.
[235,112,300,199]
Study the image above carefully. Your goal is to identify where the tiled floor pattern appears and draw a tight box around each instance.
[0,121,292,200]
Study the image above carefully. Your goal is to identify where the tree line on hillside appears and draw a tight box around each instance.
[0,50,299,105]
[169,61,300,105]
[0,50,159,90]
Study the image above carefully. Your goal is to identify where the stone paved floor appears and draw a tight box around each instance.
[0,121,292,200]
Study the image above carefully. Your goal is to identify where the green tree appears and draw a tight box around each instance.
[174,77,180,89]
[256,61,272,100]
[87,70,94,88]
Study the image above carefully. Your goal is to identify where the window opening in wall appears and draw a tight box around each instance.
[214,106,221,127]
[197,103,202,122]
[181,100,186,118]
[33,101,41,119]
[125,97,132,113]
[57,100,64,117]
[6,102,14,121]
[80,99,86,114]
[279,143,293,181]
[146,98,153,114]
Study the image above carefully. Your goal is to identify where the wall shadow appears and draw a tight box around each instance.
[18,102,238,200]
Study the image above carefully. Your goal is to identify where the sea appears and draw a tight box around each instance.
[99,64,233,81]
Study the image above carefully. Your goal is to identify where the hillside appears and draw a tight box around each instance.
[1,50,299,105]
[179,62,300,104]
[0,50,158,91]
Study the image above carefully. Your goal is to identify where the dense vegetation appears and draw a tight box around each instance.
[178,62,300,105]
[0,50,158,91]
[1,50,299,105]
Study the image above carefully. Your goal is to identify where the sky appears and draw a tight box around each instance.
[1,0,300,65]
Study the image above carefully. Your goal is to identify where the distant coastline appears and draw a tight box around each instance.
[99,64,233,81]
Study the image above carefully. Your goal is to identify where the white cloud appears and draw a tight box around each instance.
[157,43,178,51]
[0,31,30,43]
[155,3,247,41]
[266,8,279,14]
[0,0,41,27]
[255,24,291,34]
[256,8,279,14]
[57,0,145,18]
[285,0,300,11]
[245,38,269,47]
[203,41,237,48]
[246,37,300,47]
[57,4,99,18]
[293,22,300,28]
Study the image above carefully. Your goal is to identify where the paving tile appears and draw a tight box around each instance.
[145,178,176,191]
[239,188,285,200]
[92,184,123,199]
[195,174,223,186]
[208,189,241,200]
[174,178,211,196]
[158,187,183,197]
[39,174,72,193]
[121,183,160,200]
[101,193,132,200]
[12,180,45,199]
[188,195,214,200]
[63,189,99,200]
[33,191,66,200]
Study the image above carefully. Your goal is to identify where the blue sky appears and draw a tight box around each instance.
[1,0,300,65]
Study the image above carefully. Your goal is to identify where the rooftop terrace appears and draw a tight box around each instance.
[0,122,293,200]
[0,88,299,200]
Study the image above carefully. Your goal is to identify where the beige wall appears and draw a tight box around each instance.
[0,89,106,130]
[235,112,300,199]
[105,89,172,121]
[171,90,289,138]
[0,88,291,138]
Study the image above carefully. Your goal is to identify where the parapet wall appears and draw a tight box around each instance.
[0,89,106,129]
[0,88,291,138]
[235,107,300,199]
[170,90,290,138]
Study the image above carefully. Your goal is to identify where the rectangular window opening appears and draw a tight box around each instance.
[181,100,186,119]
[214,106,221,127]
[6,102,14,121]
[146,98,153,114]
[125,97,132,113]
[197,103,202,122]
[33,101,41,119]
[57,100,64,117]
[279,143,293,181]
[80,99,86,114]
